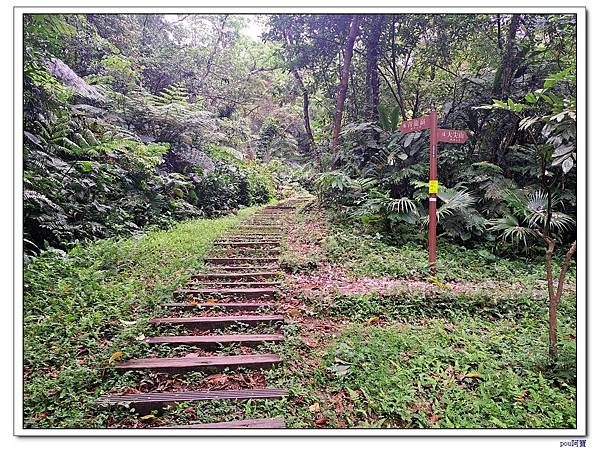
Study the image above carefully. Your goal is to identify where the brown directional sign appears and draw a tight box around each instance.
[437,128,468,143]
[399,114,431,132]
[399,111,469,275]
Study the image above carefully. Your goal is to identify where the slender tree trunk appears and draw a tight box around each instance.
[350,68,360,122]
[332,15,360,167]
[292,69,317,153]
[389,16,408,121]
[540,221,577,363]
[365,15,384,123]
[413,76,422,117]
[493,14,520,97]
[541,232,577,361]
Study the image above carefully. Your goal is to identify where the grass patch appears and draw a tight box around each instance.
[308,290,576,324]
[323,225,576,285]
[23,206,260,428]
[314,315,576,428]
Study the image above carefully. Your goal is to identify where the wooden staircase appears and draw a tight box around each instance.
[98,198,310,429]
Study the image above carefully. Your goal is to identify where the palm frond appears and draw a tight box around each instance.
[436,188,477,219]
[488,214,537,251]
[387,197,417,214]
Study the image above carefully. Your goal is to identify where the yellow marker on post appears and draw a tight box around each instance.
[428,180,439,194]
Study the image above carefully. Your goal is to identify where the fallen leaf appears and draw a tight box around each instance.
[119,320,137,326]
[123,387,140,395]
[462,372,483,380]
[309,402,320,412]
[205,373,229,385]
[315,418,328,427]
[287,308,302,318]
[135,334,146,341]
[184,407,196,419]
[109,351,124,363]
[367,316,380,325]
[331,363,351,376]
[204,299,216,305]
[140,414,155,421]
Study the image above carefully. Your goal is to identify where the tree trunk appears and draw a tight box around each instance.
[493,14,520,97]
[331,15,360,167]
[390,16,408,121]
[365,15,384,122]
[292,69,317,156]
[543,235,577,362]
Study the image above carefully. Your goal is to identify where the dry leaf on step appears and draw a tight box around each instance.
[109,351,124,363]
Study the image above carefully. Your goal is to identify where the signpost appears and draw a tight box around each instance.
[399,111,468,275]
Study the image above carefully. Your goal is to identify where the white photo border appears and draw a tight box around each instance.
[13,2,587,438]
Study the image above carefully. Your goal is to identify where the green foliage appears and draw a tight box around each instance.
[322,224,574,284]
[315,316,575,428]
[99,53,141,92]
[23,24,280,252]
[480,66,576,176]
[23,207,259,428]
[378,104,401,131]
[488,189,575,252]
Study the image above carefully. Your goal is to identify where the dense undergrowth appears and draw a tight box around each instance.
[316,316,576,428]
[24,15,282,254]
[323,222,576,285]
[23,206,259,428]
[268,209,577,429]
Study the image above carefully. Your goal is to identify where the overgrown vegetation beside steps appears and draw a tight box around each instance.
[23,201,577,429]
[270,206,576,428]
[23,206,260,428]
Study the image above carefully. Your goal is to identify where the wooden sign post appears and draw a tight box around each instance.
[400,111,468,275]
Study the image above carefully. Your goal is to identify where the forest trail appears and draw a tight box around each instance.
[98,197,311,429]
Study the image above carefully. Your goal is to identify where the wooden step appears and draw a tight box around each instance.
[192,271,279,280]
[187,281,281,288]
[163,301,274,311]
[205,257,278,265]
[114,353,281,373]
[217,238,282,243]
[149,314,285,329]
[220,234,282,238]
[233,233,285,241]
[239,225,282,229]
[174,287,277,299]
[214,249,281,256]
[162,417,286,429]
[98,388,288,413]
[246,223,283,226]
[230,234,283,238]
[144,333,284,347]
[206,265,277,272]
[216,241,280,247]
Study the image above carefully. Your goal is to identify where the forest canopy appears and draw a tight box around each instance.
[23,13,576,257]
